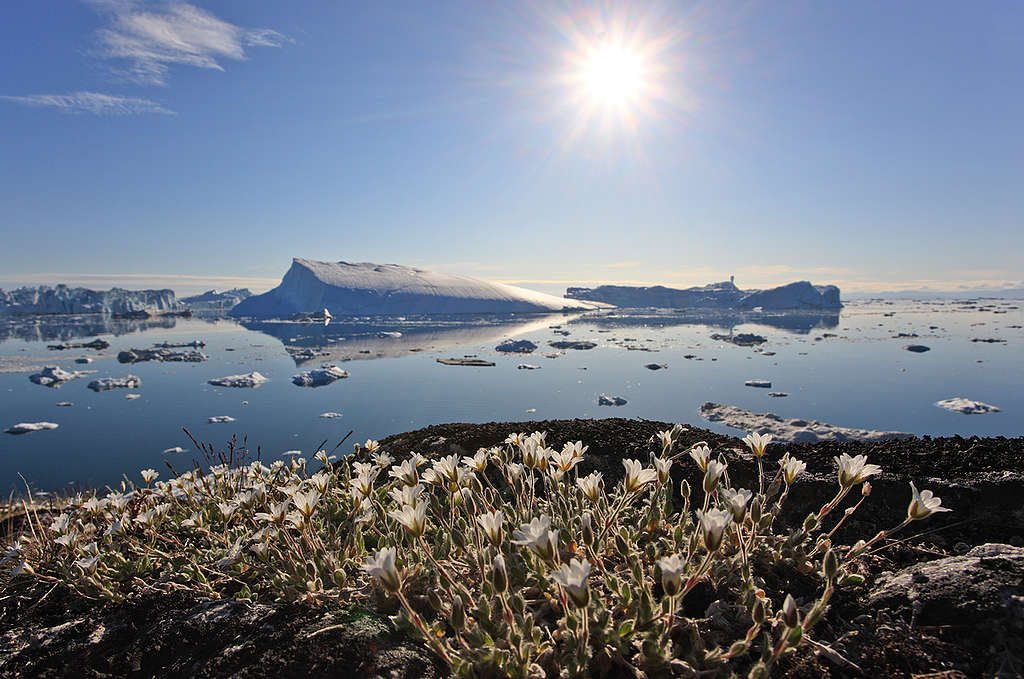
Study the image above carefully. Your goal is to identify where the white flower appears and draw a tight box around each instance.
[81,497,109,514]
[362,547,401,592]
[140,469,159,485]
[576,472,604,503]
[689,445,711,472]
[549,447,584,473]
[563,441,588,460]
[410,453,429,468]
[721,487,752,522]
[548,558,592,608]
[696,508,731,552]
[781,457,807,484]
[309,471,331,494]
[463,449,490,472]
[657,429,674,453]
[512,515,559,562]
[350,471,376,498]
[389,502,428,538]
[658,553,686,596]
[835,453,882,488]
[388,483,423,507]
[216,537,245,569]
[363,439,380,453]
[506,463,525,481]
[291,489,321,518]
[907,482,952,520]
[520,438,544,469]
[742,432,773,458]
[74,554,102,574]
[49,513,72,534]
[255,500,291,524]
[622,459,658,493]
[477,510,504,546]
[432,455,461,483]
[54,529,79,547]
[703,459,728,494]
[389,460,419,486]
[217,502,236,519]
[504,432,525,446]
[654,457,673,484]
[373,451,393,468]
[451,487,473,507]
[352,461,376,477]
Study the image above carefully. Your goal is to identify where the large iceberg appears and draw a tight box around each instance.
[0,285,181,315]
[180,288,253,311]
[565,279,841,310]
[230,259,607,318]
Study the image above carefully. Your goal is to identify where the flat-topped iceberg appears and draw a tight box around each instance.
[935,398,1000,415]
[29,365,94,386]
[699,402,913,442]
[566,279,841,310]
[209,372,268,388]
[230,258,607,318]
[5,421,59,435]
[180,288,252,311]
[0,285,180,315]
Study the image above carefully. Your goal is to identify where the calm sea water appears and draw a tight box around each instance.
[1,299,1020,494]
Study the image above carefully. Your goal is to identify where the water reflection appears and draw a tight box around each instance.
[0,314,183,344]
[570,309,840,334]
[241,313,579,364]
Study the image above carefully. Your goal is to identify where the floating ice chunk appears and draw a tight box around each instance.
[744,379,772,388]
[698,402,912,442]
[56,401,73,407]
[5,422,59,435]
[376,331,402,339]
[282,450,302,457]
[208,416,236,424]
[935,398,1000,415]
[436,357,495,366]
[645,363,668,370]
[598,395,628,406]
[903,345,930,353]
[319,412,343,419]
[525,408,537,413]
[29,365,92,386]
[208,372,268,388]
[162,446,186,454]
[496,339,538,354]
[517,364,541,370]
[125,393,141,400]
[75,357,93,364]
[768,392,789,398]
[88,375,141,391]
[291,365,350,387]
[549,341,596,350]
[118,348,207,363]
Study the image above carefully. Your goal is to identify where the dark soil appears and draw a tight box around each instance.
[3,419,1023,679]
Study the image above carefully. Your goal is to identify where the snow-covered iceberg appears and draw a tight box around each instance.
[291,365,349,387]
[29,365,94,386]
[565,279,841,310]
[180,288,252,311]
[5,422,59,435]
[88,375,141,391]
[230,259,607,318]
[208,372,268,388]
[0,285,180,315]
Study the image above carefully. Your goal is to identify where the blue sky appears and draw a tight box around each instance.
[1,1,1022,296]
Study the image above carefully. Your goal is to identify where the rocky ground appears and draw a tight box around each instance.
[2,418,1022,678]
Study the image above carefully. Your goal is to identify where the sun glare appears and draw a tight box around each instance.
[580,43,648,106]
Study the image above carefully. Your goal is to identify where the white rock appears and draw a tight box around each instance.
[229,258,608,318]
[208,416,236,424]
[208,372,268,388]
[698,402,913,442]
[935,398,1001,415]
[88,375,141,391]
[5,422,59,434]
[292,365,350,387]
[319,412,343,419]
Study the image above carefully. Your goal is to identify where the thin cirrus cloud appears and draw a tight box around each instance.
[0,91,174,115]
[88,0,290,85]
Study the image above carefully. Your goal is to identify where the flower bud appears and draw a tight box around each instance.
[802,513,819,532]
[679,479,690,500]
[781,594,799,628]
[823,549,839,582]
[581,512,594,547]
[751,598,765,625]
[750,496,763,524]
[728,641,747,657]
[615,533,629,558]
[492,555,508,594]
[427,588,443,611]
[450,595,465,630]
[862,482,872,497]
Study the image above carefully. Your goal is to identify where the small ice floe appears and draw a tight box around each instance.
[320,412,343,419]
[598,395,628,406]
[162,446,186,454]
[436,357,496,366]
[118,348,207,363]
[698,402,912,442]
[744,379,772,388]
[903,345,931,353]
[517,364,541,370]
[5,422,59,435]
[768,392,789,398]
[29,365,93,387]
[282,449,302,457]
[935,398,1001,415]
[125,393,141,400]
[56,401,73,407]
[525,408,537,413]
[543,353,560,359]
[549,341,597,350]
[496,339,538,354]
[292,365,350,387]
[75,357,93,364]
[208,416,236,424]
[208,372,268,388]
[88,375,141,391]
[376,331,402,339]
[645,363,668,370]
[711,333,767,347]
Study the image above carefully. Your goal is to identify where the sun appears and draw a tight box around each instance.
[579,42,648,107]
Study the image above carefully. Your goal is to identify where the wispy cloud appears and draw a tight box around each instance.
[88,0,289,85]
[0,91,173,115]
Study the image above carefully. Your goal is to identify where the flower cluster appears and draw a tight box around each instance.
[3,428,951,678]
